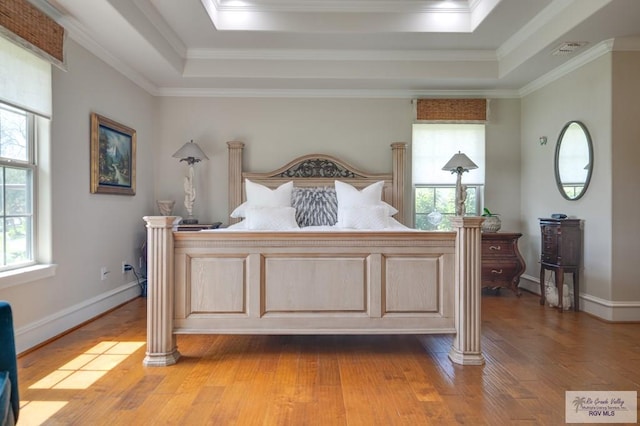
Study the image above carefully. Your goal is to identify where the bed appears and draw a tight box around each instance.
[143,142,484,367]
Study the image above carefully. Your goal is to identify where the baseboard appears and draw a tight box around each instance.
[519,274,541,295]
[580,294,640,322]
[14,281,141,354]
[519,274,640,322]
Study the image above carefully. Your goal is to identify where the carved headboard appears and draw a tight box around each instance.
[227,141,407,224]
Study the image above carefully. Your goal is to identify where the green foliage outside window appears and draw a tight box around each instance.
[415,186,478,231]
[0,103,33,269]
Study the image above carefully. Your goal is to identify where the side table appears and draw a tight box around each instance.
[175,222,222,231]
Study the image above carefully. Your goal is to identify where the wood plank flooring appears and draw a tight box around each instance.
[17,290,640,425]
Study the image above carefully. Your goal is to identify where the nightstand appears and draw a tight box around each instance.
[481,232,526,296]
[174,222,222,231]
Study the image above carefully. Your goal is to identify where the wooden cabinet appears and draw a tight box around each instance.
[539,218,582,311]
[481,232,525,295]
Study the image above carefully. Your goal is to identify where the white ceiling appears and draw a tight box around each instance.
[36,0,640,97]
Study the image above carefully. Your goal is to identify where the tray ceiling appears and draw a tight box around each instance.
[35,0,640,97]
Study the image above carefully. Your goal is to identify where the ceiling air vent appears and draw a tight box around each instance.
[552,41,588,56]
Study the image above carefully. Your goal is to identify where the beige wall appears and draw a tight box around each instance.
[611,50,640,302]
[155,97,414,224]
[484,99,522,232]
[155,97,522,227]
[0,39,157,351]
[521,54,614,307]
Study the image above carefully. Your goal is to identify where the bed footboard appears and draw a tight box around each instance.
[142,216,484,367]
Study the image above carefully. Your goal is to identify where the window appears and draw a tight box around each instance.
[0,20,55,286]
[0,102,35,270]
[412,123,485,230]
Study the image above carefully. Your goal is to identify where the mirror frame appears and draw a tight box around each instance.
[554,120,594,201]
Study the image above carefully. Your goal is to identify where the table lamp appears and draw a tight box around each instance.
[442,151,477,216]
[172,140,208,224]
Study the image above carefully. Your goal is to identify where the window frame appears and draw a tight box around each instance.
[412,122,486,230]
[0,107,55,289]
[0,102,37,271]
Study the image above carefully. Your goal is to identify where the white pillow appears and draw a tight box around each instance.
[336,205,390,229]
[334,180,397,224]
[245,206,299,230]
[335,180,384,208]
[230,202,248,219]
[379,201,398,216]
[230,180,293,218]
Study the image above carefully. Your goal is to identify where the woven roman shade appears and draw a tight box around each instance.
[416,99,487,121]
[0,0,64,66]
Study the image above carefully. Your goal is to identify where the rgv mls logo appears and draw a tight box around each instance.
[566,391,637,423]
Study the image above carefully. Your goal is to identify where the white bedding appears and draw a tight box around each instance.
[202,217,414,232]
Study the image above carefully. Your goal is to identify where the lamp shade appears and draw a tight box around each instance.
[172,140,209,165]
[442,151,478,174]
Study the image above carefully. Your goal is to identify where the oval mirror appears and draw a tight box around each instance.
[554,121,593,200]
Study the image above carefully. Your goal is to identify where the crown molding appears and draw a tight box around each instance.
[201,0,494,32]
[187,48,497,62]
[60,16,160,95]
[156,87,520,99]
[133,0,187,58]
[518,39,613,97]
[210,0,470,14]
[496,0,573,61]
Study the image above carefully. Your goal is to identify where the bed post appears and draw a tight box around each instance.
[228,141,245,224]
[391,142,407,225]
[142,216,180,366]
[449,216,485,365]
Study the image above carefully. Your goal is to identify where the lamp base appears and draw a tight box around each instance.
[181,217,198,224]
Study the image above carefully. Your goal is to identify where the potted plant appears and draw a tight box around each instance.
[481,208,501,232]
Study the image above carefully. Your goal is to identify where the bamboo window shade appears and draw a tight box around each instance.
[416,99,487,121]
[0,0,65,65]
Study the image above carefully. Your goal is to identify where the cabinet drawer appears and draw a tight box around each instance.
[481,263,519,281]
[482,240,516,258]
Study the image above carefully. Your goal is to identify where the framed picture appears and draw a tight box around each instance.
[90,113,136,195]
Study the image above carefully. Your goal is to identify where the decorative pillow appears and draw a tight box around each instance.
[245,206,299,230]
[335,180,384,208]
[230,202,248,219]
[336,205,390,229]
[379,201,398,217]
[291,186,338,227]
[334,180,397,224]
[230,180,293,218]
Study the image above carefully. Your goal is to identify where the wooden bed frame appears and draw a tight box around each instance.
[143,142,484,367]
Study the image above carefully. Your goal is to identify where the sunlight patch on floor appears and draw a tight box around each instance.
[29,341,144,390]
[20,341,145,425]
[18,401,68,426]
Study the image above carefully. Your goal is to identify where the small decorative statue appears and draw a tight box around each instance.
[183,167,196,222]
[457,184,467,216]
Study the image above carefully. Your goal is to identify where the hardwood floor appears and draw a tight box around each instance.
[17,290,640,425]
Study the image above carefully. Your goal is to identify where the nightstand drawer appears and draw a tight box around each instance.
[482,240,516,257]
[482,263,519,281]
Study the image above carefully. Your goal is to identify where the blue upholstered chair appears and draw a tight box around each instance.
[0,301,18,426]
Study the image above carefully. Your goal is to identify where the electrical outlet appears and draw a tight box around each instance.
[101,267,109,281]
[122,261,133,273]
